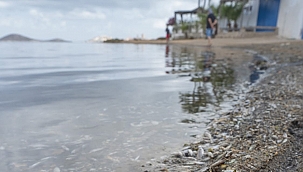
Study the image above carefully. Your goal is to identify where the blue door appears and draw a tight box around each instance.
[256,0,281,32]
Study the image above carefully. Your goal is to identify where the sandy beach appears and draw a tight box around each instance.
[138,37,303,172]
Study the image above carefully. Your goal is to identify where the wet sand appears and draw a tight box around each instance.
[139,38,303,171]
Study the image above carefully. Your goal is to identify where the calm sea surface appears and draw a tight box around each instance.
[0,42,251,172]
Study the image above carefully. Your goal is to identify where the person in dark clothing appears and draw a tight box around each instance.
[165,26,170,43]
[206,9,217,46]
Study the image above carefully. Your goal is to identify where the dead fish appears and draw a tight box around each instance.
[188,149,194,157]
[204,132,213,143]
[272,135,278,140]
[89,148,104,154]
[197,146,205,159]
[53,167,60,172]
[107,156,120,163]
[41,157,53,161]
[171,151,183,158]
[247,164,258,170]
[61,145,69,151]
[210,160,225,167]
[194,161,206,165]
[249,144,257,151]
[182,157,197,161]
[182,146,191,150]
[207,152,214,158]
[71,149,77,154]
[225,151,233,158]
[223,144,232,151]
[282,139,288,144]
[29,162,41,169]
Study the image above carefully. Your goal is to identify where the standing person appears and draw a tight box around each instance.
[165,26,170,43]
[206,9,217,46]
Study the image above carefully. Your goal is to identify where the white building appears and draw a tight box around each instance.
[88,36,112,43]
[235,0,303,39]
[277,0,303,39]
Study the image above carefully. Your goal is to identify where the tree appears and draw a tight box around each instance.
[198,13,207,32]
[220,2,245,31]
[230,2,245,29]
[181,22,189,39]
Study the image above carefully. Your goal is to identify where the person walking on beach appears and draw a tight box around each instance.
[165,26,170,43]
[206,9,217,46]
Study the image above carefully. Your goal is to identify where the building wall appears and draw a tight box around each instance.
[277,0,303,39]
[240,0,260,28]
[218,0,260,29]
[218,0,303,39]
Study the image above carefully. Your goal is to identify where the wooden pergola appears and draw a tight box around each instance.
[174,0,249,24]
[173,0,212,24]
[174,7,205,24]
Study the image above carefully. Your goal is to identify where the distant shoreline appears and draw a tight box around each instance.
[106,36,300,47]
[0,34,71,43]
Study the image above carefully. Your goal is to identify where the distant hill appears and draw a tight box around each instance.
[0,34,36,42]
[0,34,71,42]
[44,38,71,43]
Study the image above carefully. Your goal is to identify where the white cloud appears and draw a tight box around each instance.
[60,21,67,27]
[29,9,50,23]
[0,17,24,27]
[29,9,43,17]
[0,1,9,8]
[0,0,223,41]
[0,18,11,26]
[153,19,168,29]
[70,9,106,19]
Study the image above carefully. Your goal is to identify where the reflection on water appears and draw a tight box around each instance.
[0,42,260,172]
[165,45,169,57]
[165,46,235,114]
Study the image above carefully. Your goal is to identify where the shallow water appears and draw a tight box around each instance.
[0,42,253,171]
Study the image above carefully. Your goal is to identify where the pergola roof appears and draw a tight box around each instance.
[173,7,206,24]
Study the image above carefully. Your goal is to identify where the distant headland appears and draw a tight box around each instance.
[0,34,71,43]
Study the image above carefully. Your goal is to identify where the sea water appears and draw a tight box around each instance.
[0,42,250,171]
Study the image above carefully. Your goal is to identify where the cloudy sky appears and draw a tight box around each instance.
[0,0,220,41]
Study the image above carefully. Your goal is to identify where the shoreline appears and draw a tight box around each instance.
[141,40,303,171]
[110,36,300,48]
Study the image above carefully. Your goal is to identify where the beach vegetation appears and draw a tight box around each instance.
[181,22,190,39]
[220,2,245,30]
